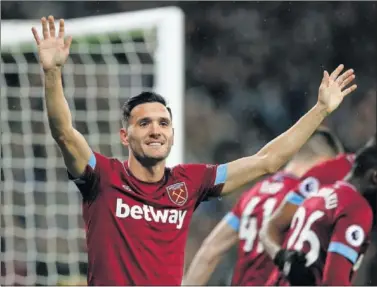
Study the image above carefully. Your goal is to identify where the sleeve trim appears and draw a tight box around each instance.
[88,151,96,169]
[215,164,228,185]
[70,151,96,182]
[328,242,358,264]
[224,212,240,231]
[285,191,304,206]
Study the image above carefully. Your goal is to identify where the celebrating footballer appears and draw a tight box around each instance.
[32,15,358,285]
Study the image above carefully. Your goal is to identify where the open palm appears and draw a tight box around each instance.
[317,64,357,114]
[32,16,72,70]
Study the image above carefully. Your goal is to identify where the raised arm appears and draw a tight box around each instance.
[220,65,357,194]
[32,16,91,178]
[183,218,238,285]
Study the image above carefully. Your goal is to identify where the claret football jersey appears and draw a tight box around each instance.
[266,181,373,286]
[285,153,355,206]
[225,172,301,286]
[69,151,227,285]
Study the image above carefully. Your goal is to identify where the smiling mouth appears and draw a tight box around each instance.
[146,142,164,146]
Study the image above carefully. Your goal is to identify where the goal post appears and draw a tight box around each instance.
[1,7,184,285]
[1,6,185,167]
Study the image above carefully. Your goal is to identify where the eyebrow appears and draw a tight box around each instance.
[137,116,171,123]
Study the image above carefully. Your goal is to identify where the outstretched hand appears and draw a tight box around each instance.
[31,16,72,71]
[317,64,357,114]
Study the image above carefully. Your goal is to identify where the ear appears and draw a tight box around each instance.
[120,127,129,147]
[171,127,175,146]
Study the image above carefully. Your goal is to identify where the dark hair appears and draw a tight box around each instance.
[121,91,172,125]
[353,145,377,178]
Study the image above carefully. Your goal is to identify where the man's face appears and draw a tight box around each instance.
[120,102,174,163]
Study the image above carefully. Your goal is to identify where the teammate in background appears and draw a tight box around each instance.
[260,153,356,253]
[183,128,344,286]
[31,15,357,286]
[263,134,376,243]
[261,144,377,286]
[260,134,376,280]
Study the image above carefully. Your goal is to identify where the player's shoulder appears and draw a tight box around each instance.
[173,163,218,169]
[238,172,299,205]
[335,153,356,166]
[260,172,300,194]
[333,181,373,217]
[308,153,353,173]
[92,150,115,161]
[326,153,355,171]
[300,153,354,187]
[332,182,374,242]
[171,163,219,176]
[334,181,362,201]
[92,150,125,171]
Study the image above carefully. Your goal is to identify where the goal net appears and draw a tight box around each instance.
[1,7,184,285]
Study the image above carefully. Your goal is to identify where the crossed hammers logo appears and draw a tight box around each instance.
[172,188,186,203]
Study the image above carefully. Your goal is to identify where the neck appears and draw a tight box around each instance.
[284,156,329,178]
[127,155,166,183]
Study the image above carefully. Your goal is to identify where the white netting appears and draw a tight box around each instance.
[1,7,184,285]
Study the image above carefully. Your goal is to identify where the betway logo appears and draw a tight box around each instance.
[115,198,187,229]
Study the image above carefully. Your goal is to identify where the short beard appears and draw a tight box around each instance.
[128,137,172,167]
[134,152,166,167]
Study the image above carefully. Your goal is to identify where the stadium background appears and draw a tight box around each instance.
[1,1,376,285]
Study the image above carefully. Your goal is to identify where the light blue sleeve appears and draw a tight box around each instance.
[328,242,358,263]
[214,164,228,185]
[88,151,96,169]
[285,191,304,206]
[70,151,96,182]
[224,212,240,232]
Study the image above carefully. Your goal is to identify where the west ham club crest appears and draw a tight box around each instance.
[166,182,188,206]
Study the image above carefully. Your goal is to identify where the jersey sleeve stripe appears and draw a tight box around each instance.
[71,151,96,183]
[285,192,304,206]
[328,242,358,263]
[88,151,96,169]
[224,212,240,231]
[215,164,228,185]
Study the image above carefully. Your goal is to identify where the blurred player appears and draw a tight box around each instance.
[31,15,357,285]
[183,128,344,285]
[260,135,375,273]
[260,152,357,256]
[262,143,377,286]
